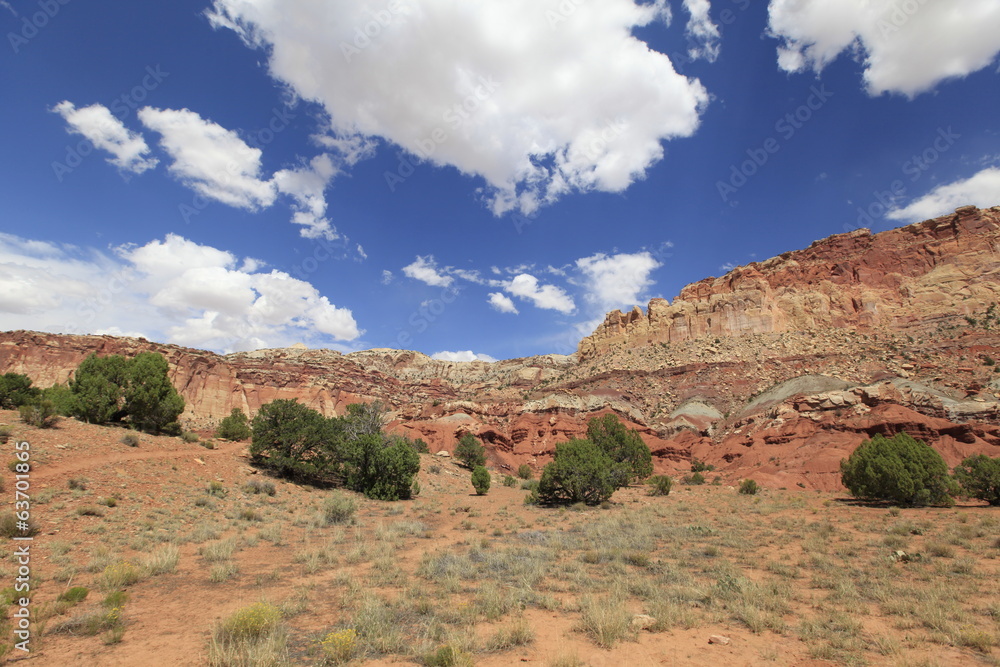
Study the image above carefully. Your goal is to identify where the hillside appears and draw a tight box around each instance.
[3,205,1000,489]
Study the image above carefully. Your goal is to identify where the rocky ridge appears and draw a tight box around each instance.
[3,206,1000,489]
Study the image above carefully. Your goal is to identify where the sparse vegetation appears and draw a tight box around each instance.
[471,465,490,495]
[517,463,533,480]
[840,433,955,506]
[19,400,59,428]
[739,479,760,495]
[215,407,252,441]
[121,433,140,447]
[647,474,673,496]
[454,433,486,469]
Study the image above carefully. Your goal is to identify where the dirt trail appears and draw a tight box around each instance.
[32,438,246,481]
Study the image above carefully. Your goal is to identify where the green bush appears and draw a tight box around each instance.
[19,400,59,428]
[954,454,1000,506]
[0,373,40,409]
[216,408,252,441]
[58,586,90,604]
[586,414,653,485]
[683,472,705,485]
[471,466,491,495]
[250,399,343,482]
[521,479,539,491]
[690,458,714,473]
[738,479,760,495]
[411,437,430,454]
[516,464,533,480]
[123,352,185,434]
[840,433,955,506]
[40,383,77,416]
[344,434,420,501]
[69,352,184,434]
[180,431,199,443]
[537,439,618,505]
[502,474,517,487]
[454,433,486,469]
[647,475,673,496]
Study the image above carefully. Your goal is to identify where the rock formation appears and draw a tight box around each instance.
[3,206,1000,488]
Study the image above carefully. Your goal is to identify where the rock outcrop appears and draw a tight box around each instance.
[4,206,1000,488]
[578,206,1000,358]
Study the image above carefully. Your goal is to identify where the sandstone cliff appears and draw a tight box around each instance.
[578,206,1000,358]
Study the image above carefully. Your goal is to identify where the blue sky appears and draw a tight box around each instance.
[2,0,999,361]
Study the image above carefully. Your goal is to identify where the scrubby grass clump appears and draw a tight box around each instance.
[739,479,760,495]
[323,493,357,525]
[209,602,286,666]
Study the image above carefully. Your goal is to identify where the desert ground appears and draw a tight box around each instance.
[2,410,998,666]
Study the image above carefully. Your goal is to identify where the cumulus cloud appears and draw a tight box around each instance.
[52,101,157,174]
[431,350,498,363]
[402,255,453,287]
[138,106,277,209]
[0,232,359,353]
[381,270,394,285]
[487,292,518,314]
[683,0,721,62]
[768,0,1000,96]
[888,167,1000,222]
[505,274,575,314]
[273,153,339,240]
[576,251,661,310]
[207,0,708,214]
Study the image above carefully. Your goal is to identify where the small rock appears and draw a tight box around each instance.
[630,614,656,631]
[194,458,205,465]
[435,450,451,457]
[708,634,731,645]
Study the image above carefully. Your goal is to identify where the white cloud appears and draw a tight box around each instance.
[576,251,661,310]
[487,292,519,314]
[381,270,394,285]
[273,153,339,240]
[52,101,157,174]
[768,0,1000,97]
[683,0,721,62]
[138,106,277,209]
[207,0,708,214]
[431,350,498,363]
[888,167,1000,222]
[505,274,575,314]
[0,232,360,353]
[402,255,453,287]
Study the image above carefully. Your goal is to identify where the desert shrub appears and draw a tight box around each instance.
[537,439,618,505]
[840,433,955,506]
[521,479,540,491]
[99,561,141,590]
[739,479,760,495]
[70,353,128,424]
[70,352,184,434]
[0,424,11,443]
[0,512,38,538]
[411,437,430,454]
[68,477,88,490]
[323,493,357,525]
[691,458,714,473]
[243,478,276,496]
[454,433,486,469]
[586,414,652,484]
[208,481,226,497]
[683,472,706,485]
[76,505,105,517]
[215,408,252,441]
[123,352,185,434]
[647,475,673,496]
[250,399,344,482]
[503,474,517,487]
[102,497,118,507]
[19,400,59,428]
[344,434,420,501]
[239,508,263,522]
[319,628,358,663]
[180,431,199,443]
[40,383,77,415]
[121,433,140,447]
[0,372,40,409]
[471,466,491,495]
[517,464,533,480]
[954,454,1000,505]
